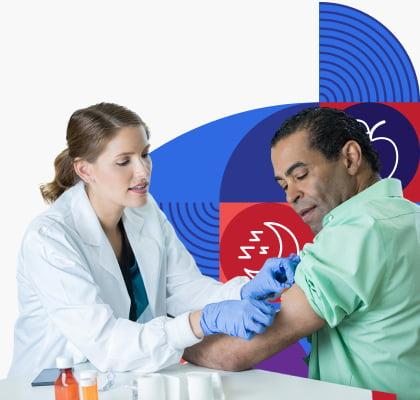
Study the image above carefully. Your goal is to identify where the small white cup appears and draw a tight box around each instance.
[187,372,214,400]
[161,374,188,400]
[211,373,225,400]
[136,373,166,400]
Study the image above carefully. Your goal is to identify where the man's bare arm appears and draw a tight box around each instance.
[182,284,325,371]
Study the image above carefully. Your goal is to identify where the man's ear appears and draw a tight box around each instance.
[341,140,362,176]
[74,158,94,183]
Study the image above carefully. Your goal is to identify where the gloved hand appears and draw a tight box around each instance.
[241,254,301,300]
[200,299,276,340]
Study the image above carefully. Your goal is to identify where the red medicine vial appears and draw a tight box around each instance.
[54,357,80,400]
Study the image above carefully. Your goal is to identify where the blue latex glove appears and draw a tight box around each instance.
[241,254,301,300]
[200,299,276,340]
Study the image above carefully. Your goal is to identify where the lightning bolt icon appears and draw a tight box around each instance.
[238,246,255,259]
[259,246,269,254]
[249,230,264,242]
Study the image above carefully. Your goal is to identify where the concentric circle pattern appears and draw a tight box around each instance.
[320,2,420,102]
[159,202,220,279]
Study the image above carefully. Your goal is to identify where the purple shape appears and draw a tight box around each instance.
[345,103,419,188]
[220,103,318,202]
[254,342,308,378]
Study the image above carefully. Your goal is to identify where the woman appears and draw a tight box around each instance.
[9,103,297,378]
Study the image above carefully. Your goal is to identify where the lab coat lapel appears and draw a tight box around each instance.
[70,181,128,284]
[122,209,161,318]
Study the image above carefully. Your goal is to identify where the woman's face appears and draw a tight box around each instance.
[87,125,152,209]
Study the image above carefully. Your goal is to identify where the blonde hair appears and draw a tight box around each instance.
[40,103,149,203]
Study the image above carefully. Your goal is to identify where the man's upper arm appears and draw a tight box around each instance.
[183,284,325,371]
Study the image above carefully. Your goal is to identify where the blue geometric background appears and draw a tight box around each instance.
[320,2,420,102]
[150,2,420,376]
[159,202,220,278]
[151,105,290,278]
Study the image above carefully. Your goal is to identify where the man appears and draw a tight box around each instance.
[183,107,420,400]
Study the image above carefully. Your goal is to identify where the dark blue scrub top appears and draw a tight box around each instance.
[118,220,149,321]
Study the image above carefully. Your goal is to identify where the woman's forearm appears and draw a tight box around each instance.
[189,310,204,339]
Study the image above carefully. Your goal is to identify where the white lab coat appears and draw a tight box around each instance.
[9,181,247,378]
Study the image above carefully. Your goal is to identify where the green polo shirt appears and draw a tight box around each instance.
[294,178,420,400]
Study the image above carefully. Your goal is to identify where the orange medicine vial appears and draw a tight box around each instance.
[79,370,99,400]
[54,357,80,400]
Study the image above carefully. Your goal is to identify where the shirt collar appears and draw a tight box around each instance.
[321,178,403,228]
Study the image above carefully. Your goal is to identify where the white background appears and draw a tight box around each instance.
[0,0,418,379]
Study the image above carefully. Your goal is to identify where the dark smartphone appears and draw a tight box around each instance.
[31,367,60,387]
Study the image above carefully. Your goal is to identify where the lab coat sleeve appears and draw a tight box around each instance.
[157,208,249,317]
[22,223,201,373]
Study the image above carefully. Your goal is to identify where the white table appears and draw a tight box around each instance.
[0,363,394,399]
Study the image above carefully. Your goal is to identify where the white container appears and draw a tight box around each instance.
[136,373,166,400]
[187,372,214,400]
[161,374,188,400]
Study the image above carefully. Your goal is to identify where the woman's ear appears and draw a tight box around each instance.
[341,140,362,176]
[73,158,94,183]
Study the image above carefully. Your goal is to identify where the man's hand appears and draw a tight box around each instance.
[241,254,300,300]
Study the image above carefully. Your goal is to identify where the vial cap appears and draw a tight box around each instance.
[79,370,98,380]
[79,377,96,387]
[56,356,73,369]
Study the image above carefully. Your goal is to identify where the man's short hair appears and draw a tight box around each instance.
[271,107,381,173]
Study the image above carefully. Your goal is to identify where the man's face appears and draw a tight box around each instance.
[271,129,353,234]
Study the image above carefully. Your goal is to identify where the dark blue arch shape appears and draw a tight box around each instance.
[320,2,420,102]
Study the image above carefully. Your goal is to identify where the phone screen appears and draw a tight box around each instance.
[31,367,60,386]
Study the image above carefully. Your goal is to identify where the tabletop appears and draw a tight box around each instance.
[0,362,395,400]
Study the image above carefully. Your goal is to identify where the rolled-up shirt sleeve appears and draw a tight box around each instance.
[294,215,387,328]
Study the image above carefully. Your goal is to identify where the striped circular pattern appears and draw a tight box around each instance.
[159,202,220,278]
[320,2,420,102]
